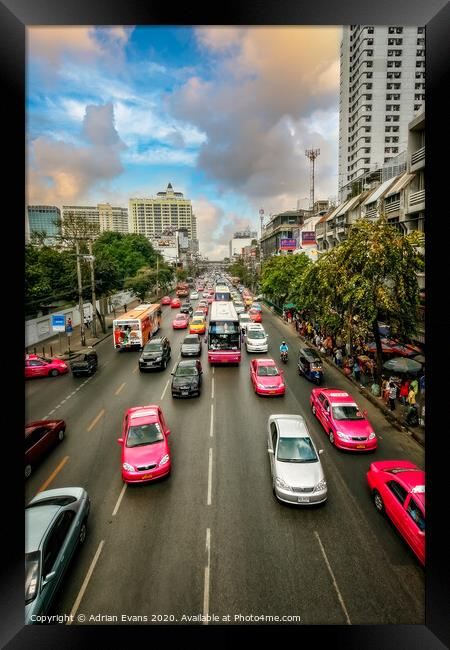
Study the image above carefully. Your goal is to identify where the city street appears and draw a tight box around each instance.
[25,300,425,625]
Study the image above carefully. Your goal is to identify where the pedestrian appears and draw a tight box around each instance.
[287,310,292,323]
[371,380,380,397]
[407,385,416,406]
[381,376,389,404]
[353,360,362,383]
[410,377,419,395]
[419,372,425,394]
[315,333,321,349]
[399,378,410,406]
[240,327,245,345]
[334,348,343,368]
[388,381,397,410]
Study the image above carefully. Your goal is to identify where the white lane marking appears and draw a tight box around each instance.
[67,540,105,624]
[41,375,93,419]
[207,448,213,505]
[112,483,127,516]
[114,382,126,396]
[212,366,215,375]
[211,377,214,400]
[48,409,56,415]
[161,378,171,401]
[210,404,214,438]
[314,531,351,625]
[203,528,211,624]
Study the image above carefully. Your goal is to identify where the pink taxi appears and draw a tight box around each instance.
[161,296,172,305]
[367,460,425,565]
[250,358,285,396]
[310,388,377,451]
[118,406,171,483]
[172,313,189,329]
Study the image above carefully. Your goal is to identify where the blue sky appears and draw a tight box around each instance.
[27,26,341,259]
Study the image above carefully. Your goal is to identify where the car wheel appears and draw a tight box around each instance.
[58,428,65,442]
[373,490,385,514]
[329,431,335,445]
[312,404,316,416]
[139,367,144,373]
[49,369,59,377]
[79,520,87,545]
[25,464,32,479]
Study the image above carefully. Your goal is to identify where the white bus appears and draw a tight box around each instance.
[214,283,231,302]
[208,301,241,364]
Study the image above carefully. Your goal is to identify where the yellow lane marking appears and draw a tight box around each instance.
[132,366,138,374]
[87,409,105,432]
[115,382,126,395]
[38,456,69,493]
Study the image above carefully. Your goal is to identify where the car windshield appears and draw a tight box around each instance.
[248,331,265,339]
[192,319,204,325]
[176,366,198,376]
[126,422,164,447]
[277,437,318,463]
[144,343,162,352]
[332,405,364,420]
[240,317,250,323]
[176,315,186,320]
[184,336,199,344]
[25,551,40,604]
[257,365,278,376]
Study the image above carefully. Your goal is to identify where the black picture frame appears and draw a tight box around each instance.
[3,0,449,648]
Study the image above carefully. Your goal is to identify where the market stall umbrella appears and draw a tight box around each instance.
[382,357,422,374]
[412,354,426,364]
[367,341,397,354]
[283,302,296,310]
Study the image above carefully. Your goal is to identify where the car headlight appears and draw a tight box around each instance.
[159,454,170,466]
[123,462,135,472]
[314,478,327,492]
[275,477,292,491]
[155,357,162,362]
[336,431,351,441]
[368,432,376,440]
[258,383,266,389]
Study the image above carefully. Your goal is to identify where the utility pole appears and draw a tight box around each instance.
[305,149,320,210]
[75,240,86,347]
[156,255,159,299]
[87,240,97,338]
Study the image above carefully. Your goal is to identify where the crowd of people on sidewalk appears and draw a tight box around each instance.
[281,310,425,428]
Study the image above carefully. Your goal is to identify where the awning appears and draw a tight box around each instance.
[336,195,361,216]
[362,178,396,206]
[384,172,416,198]
[325,205,343,222]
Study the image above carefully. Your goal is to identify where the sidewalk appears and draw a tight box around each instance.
[272,311,425,449]
[26,299,141,360]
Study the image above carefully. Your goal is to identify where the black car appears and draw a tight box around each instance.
[180,303,193,316]
[70,349,98,377]
[171,359,203,397]
[181,334,202,357]
[139,337,171,371]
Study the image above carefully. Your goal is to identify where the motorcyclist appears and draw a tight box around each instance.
[279,341,289,357]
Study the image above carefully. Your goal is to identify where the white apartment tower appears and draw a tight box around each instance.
[338,25,425,201]
[129,183,197,241]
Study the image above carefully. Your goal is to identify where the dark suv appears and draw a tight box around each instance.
[138,337,171,371]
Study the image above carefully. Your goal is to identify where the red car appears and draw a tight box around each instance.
[367,460,425,565]
[25,354,69,379]
[250,358,285,396]
[248,308,262,323]
[310,388,377,451]
[206,296,213,304]
[172,313,189,329]
[118,406,171,483]
[197,304,209,316]
[25,419,66,478]
[171,298,181,309]
[161,296,172,305]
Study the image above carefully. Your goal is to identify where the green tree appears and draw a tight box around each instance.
[299,217,424,383]
[261,253,312,307]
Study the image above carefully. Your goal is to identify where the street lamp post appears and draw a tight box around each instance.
[87,241,97,338]
[75,240,86,347]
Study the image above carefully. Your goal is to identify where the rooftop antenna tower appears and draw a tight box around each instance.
[305,148,320,210]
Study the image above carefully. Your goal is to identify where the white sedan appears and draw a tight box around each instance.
[190,291,199,300]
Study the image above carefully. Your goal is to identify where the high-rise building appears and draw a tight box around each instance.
[338,25,425,201]
[98,204,129,234]
[26,205,61,244]
[62,204,129,236]
[129,183,197,242]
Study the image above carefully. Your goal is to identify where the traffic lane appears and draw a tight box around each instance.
[210,363,349,623]
[210,352,423,623]
[59,363,212,622]
[253,313,424,604]
[260,311,424,565]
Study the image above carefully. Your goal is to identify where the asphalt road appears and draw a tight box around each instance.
[25,301,425,625]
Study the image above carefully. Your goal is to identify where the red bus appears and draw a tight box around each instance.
[208,301,241,364]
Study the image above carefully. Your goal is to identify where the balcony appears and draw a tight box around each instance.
[410,146,425,171]
[385,199,400,213]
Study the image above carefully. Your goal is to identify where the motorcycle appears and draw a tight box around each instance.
[404,404,419,427]
[280,350,288,363]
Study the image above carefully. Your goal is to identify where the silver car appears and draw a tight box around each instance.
[267,414,327,505]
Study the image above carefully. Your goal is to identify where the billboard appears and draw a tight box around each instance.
[280,238,297,250]
[301,231,316,245]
